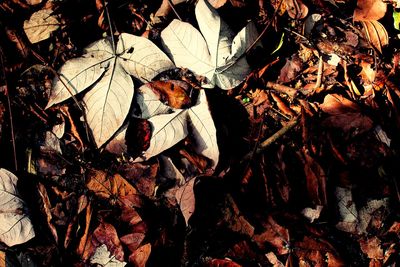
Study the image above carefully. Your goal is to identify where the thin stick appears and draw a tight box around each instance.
[266,81,298,98]
[241,116,300,163]
[0,48,18,171]
[167,0,182,21]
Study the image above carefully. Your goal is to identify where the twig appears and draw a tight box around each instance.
[314,55,323,90]
[0,48,18,171]
[103,0,116,53]
[241,116,300,163]
[167,0,182,20]
[266,81,298,98]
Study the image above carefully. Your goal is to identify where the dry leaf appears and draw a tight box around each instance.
[361,20,389,53]
[128,243,151,267]
[208,0,228,8]
[93,222,124,261]
[360,237,384,260]
[47,34,175,147]
[0,169,35,247]
[120,233,145,252]
[285,0,309,19]
[23,9,59,44]
[265,252,285,267]
[37,183,58,243]
[161,0,260,89]
[175,178,197,225]
[354,0,387,21]
[90,244,127,267]
[86,169,138,200]
[207,258,242,266]
[149,81,191,109]
[253,216,289,255]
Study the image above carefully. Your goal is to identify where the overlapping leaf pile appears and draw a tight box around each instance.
[1,0,400,266]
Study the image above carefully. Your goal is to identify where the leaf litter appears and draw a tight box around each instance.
[1,0,400,266]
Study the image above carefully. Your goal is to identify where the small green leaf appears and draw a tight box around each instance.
[271,33,285,55]
[393,10,400,31]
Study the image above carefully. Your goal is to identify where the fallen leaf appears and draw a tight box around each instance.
[93,222,124,261]
[188,90,219,169]
[126,118,152,158]
[120,233,145,252]
[149,80,192,109]
[0,169,35,247]
[361,20,389,53]
[301,205,323,223]
[46,33,175,147]
[37,183,58,243]
[335,187,358,233]
[86,169,138,200]
[135,84,175,119]
[278,56,303,83]
[128,243,151,267]
[161,0,260,89]
[285,0,309,19]
[206,258,242,266]
[360,237,384,260]
[208,0,228,8]
[23,9,60,44]
[175,178,197,225]
[353,0,387,21]
[254,216,289,255]
[90,244,127,266]
[265,252,285,267]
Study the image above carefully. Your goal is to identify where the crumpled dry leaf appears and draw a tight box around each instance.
[46,33,175,147]
[301,205,323,223]
[128,243,151,267]
[86,169,138,200]
[23,9,59,44]
[360,237,384,261]
[265,252,285,267]
[353,0,387,21]
[120,233,145,253]
[285,0,309,19]
[161,0,260,89]
[0,169,35,247]
[253,216,290,255]
[207,258,242,266]
[320,94,373,134]
[92,222,124,262]
[175,178,197,225]
[361,20,389,53]
[149,80,192,109]
[208,0,228,8]
[90,244,127,267]
[278,55,303,83]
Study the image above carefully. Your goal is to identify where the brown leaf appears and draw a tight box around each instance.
[126,118,152,158]
[320,94,373,134]
[278,56,303,83]
[77,201,93,260]
[37,182,58,243]
[253,215,290,255]
[121,207,143,226]
[353,0,387,21]
[120,233,146,253]
[360,237,384,260]
[299,148,328,206]
[206,258,242,267]
[285,0,308,19]
[93,222,124,261]
[208,0,228,8]
[86,169,138,200]
[129,243,151,267]
[361,21,389,53]
[175,178,196,225]
[149,80,192,109]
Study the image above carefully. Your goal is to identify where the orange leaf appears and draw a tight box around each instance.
[353,0,387,21]
[86,169,138,200]
[149,80,192,109]
[285,0,308,19]
[361,20,389,53]
[129,243,151,267]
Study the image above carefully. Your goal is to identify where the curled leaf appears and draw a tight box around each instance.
[361,20,389,53]
[353,0,387,21]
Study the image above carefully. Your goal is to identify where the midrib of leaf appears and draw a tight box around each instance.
[99,56,119,140]
[169,25,214,74]
[188,108,215,146]
[0,217,26,235]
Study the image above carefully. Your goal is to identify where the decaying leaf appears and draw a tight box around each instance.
[46,33,175,147]
[207,258,242,266]
[23,9,60,44]
[253,215,289,255]
[86,169,138,200]
[353,0,387,21]
[0,169,35,247]
[92,222,124,262]
[90,244,127,267]
[120,233,145,252]
[285,0,309,19]
[149,81,192,109]
[175,178,197,225]
[360,237,384,260]
[361,20,389,53]
[161,0,260,89]
[128,243,151,267]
